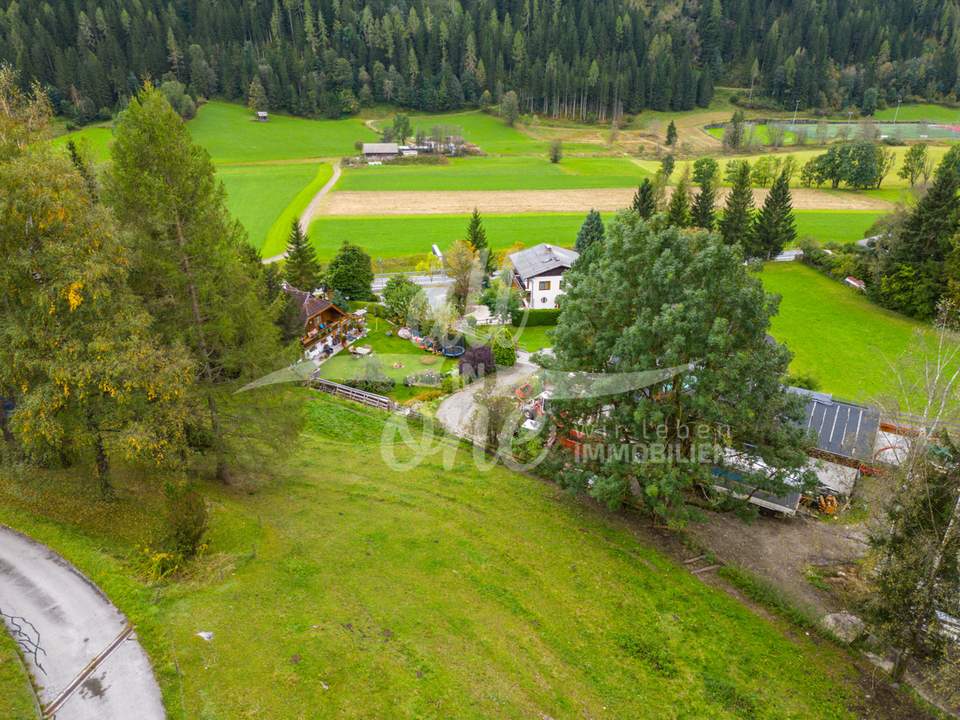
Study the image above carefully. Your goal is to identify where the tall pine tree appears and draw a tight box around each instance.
[284,218,321,291]
[666,172,692,228]
[108,85,282,483]
[691,178,717,230]
[575,210,606,253]
[633,179,657,219]
[751,171,796,259]
[465,207,494,274]
[719,161,755,247]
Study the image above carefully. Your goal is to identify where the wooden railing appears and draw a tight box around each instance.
[310,377,393,411]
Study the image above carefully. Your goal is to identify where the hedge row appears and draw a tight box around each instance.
[512,308,560,327]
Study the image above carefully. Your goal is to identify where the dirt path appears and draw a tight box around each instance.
[322,186,893,216]
[0,526,165,720]
[262,161,342,264]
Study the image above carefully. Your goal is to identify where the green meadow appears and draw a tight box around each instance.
[49,124,114,162]
[873,103,960,123]
[220,163,330,250]
[336,155,651,192]
[299,209,883,266]
[0,393,877,719]
[188,101,375,164]
[760,262,947,404]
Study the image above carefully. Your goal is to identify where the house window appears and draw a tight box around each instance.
[559,277,566,290]
[538,280,551,291]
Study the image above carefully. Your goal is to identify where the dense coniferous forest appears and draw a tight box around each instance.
[1,0,959,123]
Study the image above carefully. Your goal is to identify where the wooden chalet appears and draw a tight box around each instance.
[282,283,366,356]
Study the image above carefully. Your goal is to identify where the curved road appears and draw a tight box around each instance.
[262,160,342,265]
[0,526,165,720]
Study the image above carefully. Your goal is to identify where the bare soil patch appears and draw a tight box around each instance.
[321,187,893,216]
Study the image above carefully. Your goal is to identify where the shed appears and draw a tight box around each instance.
[788,387,881,464]
[362,143,400,161]
[256,111,269,122]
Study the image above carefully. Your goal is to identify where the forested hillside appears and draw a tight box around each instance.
[1,0,958,123]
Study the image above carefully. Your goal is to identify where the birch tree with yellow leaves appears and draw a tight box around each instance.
[0,70,193,496]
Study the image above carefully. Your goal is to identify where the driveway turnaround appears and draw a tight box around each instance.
[0,526,165,720]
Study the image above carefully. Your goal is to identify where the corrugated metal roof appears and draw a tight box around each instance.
[509,244,579,280]
[788,387,880,461]
[362,143,399,154]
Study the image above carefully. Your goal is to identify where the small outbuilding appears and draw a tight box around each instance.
[362,143,400,162]
[256,111,269,122]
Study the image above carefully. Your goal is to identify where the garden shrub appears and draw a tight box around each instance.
[491,329,517,367]
[459,345,496,381]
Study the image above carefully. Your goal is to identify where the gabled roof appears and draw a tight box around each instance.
[362,143,399,155]
[281,282,344,324]
[509,244,579,280]
[787,387,880,462]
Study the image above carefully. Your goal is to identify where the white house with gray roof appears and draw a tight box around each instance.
[508,244,579,309]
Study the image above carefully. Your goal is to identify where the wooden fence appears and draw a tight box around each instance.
[310,377,394,411]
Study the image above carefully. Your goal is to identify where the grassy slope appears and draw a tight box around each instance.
[220,163,328,250]
[760,262,940,403]
[49,125,114,162]
[0,632,38,720]
[306,210,883,266]
[0,393,873,719]
[336,156,650,192]
[188,101,376,164]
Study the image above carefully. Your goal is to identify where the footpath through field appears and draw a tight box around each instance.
[322,186,893,216]
[0,526,165,720]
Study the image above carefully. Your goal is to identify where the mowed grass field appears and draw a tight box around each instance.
[874,103,960,123]
[0,392,882,719]
[302,210,883,266]
[0,632,37,720]
[760,262,951,403]
[189,101,375,164]
[220,163,331,250]
[336,155,651,192]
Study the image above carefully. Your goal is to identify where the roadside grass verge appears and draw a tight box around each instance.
[220,163,329,251]
[0,391,887,719]
[0,629,39,720]
[188,101,375,164]
[758,262,954,404]
[336,155,651,192]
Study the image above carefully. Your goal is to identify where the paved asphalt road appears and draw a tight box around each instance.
[436,359,538,441]
[0,526,165,720]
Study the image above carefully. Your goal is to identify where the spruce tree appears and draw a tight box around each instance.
[108,85,282,483]
[666,172,691,228]
[284,218,321,291]
[666,121,678,146]
[751,171,796,259]
[633,179,657,219]
[575,210,605,253]
[719,161,755,247]
[247,76,268,113]
[465,207,494,274]
[691,177,716,230]
[327,243,375,301]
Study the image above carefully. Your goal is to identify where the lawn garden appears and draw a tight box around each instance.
[0,392,892,719]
